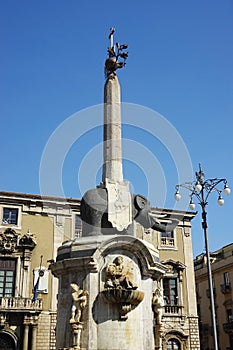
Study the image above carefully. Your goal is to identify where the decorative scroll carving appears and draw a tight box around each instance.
[0,229,18,253]
[103,256,144,320]
[0,229,37,254]
[19,230,37,250]
[70,284,88,349]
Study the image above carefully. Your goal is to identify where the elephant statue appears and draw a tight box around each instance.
[80,187,178,236]
[133,194,179,233]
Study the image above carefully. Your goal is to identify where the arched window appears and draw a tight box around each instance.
[167,338,180,350]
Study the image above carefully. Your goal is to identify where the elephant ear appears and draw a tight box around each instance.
[134,195,148,210]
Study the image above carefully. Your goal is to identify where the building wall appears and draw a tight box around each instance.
[0,191,80,350]
[195,243,233,350]
[151,209,199,350]
[23,214,54,310]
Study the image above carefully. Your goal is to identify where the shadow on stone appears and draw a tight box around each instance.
[92,292,119,323]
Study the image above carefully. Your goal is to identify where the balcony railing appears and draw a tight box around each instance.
[163,305,183,315]
[75,229,82,239]
[220,283,231,294]
[0,297,42,311]
[160,237,175,247]
[223,321,233,333]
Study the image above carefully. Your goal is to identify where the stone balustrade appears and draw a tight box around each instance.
[163,305,183,315]
[223,321,233,333]
[0,297,42,311]
[220,283,231,294]
[160,237,175,247]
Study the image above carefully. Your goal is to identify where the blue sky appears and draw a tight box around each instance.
[1,0,232,256]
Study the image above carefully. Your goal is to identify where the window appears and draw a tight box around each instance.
[160,231,175,247]
[224,272,230,286]
[226,309,233,323]
[2,208,18,225]
[167,338,180,350]
[0,259,16,297]
[163,278,178,305]
[75,215,82,238]
[161,231,173,238]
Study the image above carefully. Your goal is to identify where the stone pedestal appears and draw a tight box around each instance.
[51,235,166,350]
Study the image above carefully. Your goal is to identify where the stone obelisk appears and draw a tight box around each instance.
[101,28,133,232]
[79,28,132,236]
[102,28,125,183]
[102,73,123,183]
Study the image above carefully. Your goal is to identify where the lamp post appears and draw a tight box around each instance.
[174,164,230,350]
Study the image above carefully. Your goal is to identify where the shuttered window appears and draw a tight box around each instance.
[163,278,178,305]
[0,259,16,297]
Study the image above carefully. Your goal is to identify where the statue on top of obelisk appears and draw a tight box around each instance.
[80,28,179,237]
[104,27,128,78]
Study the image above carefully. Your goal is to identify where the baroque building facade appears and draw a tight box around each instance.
[0,191,80,350]
[194,243,233,350]
[149,208,199,349]
[0,190,199,349]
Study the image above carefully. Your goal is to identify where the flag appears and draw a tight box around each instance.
[32,275,40,303]
[32,255,43,302]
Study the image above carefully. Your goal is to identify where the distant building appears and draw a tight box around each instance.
[0,191,199,349]
[194,243,233,350]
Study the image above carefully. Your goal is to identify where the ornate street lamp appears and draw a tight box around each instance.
[174,164,230,350]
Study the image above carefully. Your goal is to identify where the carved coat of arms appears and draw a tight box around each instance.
[106,178,132,231]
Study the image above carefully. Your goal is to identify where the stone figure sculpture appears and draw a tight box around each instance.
[70,284,89,349]
[70,283,88,323]
[152,287,164,325]
[103,256,144,320]
[104,256,137,290]
[105,27,128,77]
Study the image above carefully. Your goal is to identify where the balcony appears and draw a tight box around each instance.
[223,321,233,333]
[221,283,232,294]
[163,305,183,316]
[0,297,42,312]
[75,228,82,238]
[160,237,175,248]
